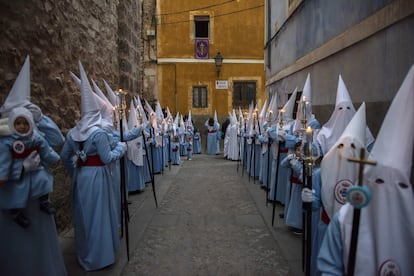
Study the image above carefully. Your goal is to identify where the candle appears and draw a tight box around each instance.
[306,126,313,156]
[302,96,307,121]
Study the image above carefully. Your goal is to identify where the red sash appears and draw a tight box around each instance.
[12,146,40,159]
[78,155,105,166]
[321,208,331,224]
[290,176,302,185]
[208,130,216,133]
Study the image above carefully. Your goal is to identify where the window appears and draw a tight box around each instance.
[194,16,209,38]
[233,81,256,109]
[193,86,208,108]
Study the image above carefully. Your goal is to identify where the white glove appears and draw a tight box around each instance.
[23,151,43,172]
[277,130,287,141]
[116,142,127,155]
[287,153,295,160]
[301,188,315,203]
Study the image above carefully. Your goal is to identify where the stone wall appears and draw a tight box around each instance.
[0,0,145,233]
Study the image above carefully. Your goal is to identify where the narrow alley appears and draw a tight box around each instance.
[61,153,302,275]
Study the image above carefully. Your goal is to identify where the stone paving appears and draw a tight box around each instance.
[123,153,302,276]
[61,153,302,275]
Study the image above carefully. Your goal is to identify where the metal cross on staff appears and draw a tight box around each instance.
[346,148,377,276]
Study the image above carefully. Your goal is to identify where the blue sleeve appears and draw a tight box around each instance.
[280,156,290,168]
[36,116,65,148]
[94,131,124,164]
[36,134,60,165]
[317,214,344,275]
[312,168,322,209]
[123,127,142,141]
[285,134,299,149]
[0,139,13,180]
[60,135,75,176]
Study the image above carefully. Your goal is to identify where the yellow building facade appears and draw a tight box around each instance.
[156,0,265,119]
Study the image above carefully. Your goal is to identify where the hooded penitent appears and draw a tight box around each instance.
[338,64,414,275]
[293,73,315,133]
[69,62,102,142]
[320,102,367,219]
[317,75,374,155]
[281,87,297,132]
[127,100,143,166]
[91,79,115,132]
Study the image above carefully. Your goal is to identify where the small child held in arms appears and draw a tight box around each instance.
[0,107,60,228]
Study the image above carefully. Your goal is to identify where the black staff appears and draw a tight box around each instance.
[168,125,172,171]
[144,124,158,208]
[116,89,130,261]
[302,127,314,276]
[241,115,247,177]
[346,149,376,276]
[271,142,281,226]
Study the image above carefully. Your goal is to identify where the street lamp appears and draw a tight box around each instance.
[214,52,223,77]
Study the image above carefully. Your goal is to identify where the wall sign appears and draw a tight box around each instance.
[215,80,228,89]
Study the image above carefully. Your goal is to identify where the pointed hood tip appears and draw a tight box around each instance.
[370,64,414,178]
[0,55,31,116]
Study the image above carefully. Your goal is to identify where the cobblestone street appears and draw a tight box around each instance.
[61,153,302,275]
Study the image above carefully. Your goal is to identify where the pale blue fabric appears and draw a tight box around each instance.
[205,120,219,155]
[170,140,181,165]
[36,115,65,149]
[281,155,303,229]
[0,198,67,275]
[317,213,344,275]
[126,158,145,192]
[193,131,201,154]
[60,129,124,271]
[184,140,193,159]
[0,132,59,209]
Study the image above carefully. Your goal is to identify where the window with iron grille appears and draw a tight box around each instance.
[193,86,208,108]
[194,16,209,38]
[232,81,256,109]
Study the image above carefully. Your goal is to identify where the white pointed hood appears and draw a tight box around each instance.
[338,64,414,275]
[320,102,367,219]
[70,62,102,142]
[103,79,117,107]
[127,99,143,166]
[283,87,297,122]
[0,56,31,117]
[294,73,315,132]
[317,75,357,155]
[91,79,114,132]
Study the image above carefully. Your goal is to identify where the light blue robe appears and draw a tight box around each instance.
[0,132,60,209]
[193,132,201,154]
[60,129,124,271]
[170,140,181,165]
[0,132,66,275]
[316,213,344,275]
[205,121,219,155]
[126,158,145,192]
[0,198,67,275]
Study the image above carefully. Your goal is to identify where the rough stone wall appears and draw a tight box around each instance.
[118,0,141,96]
[0,0,144,233]
[141,0,157,101]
